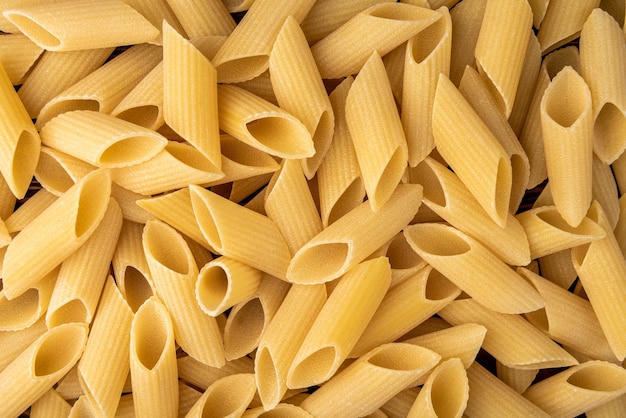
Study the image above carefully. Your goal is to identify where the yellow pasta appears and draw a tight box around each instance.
[165,0,235,38]
[30,389,71,418]
[508,33,542,137]
[177,355,254,392]
[0,33,43,85]
[243,404,314,418]
[185,373,256,417]
[34,146,94,196]
[0,267,55,331]
[448,0,487,85]
[537,0,600,54]
[120,0,185,44]
[495,362,539,394]
[0,318,47,371]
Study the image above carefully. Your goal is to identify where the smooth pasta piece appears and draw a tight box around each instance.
[190,185,292,279]
[0,323,88,418]
[310,3,441,79]
[404,223,543,314]
[516,205,605,259]
[350,266,460,358]
[288,184,422,284]
[402,6,452,167]
[411,156,530,266]
[2,169,110,299]
[36,43,162,128]
[129,296,178,418]
[580,8,626,163]
[270,16,334,178]
[287,257,391,389]
[212,0,316,83]
[166,0,235,38]
[185,373,256,418]
[77,277,132,418]
[46,199,122,327]
[439,299,578,369]
[541,65,594,227]
[523,361,626,417]
[0,33,43,85]
[448,0,487,85]
[432,73,511,227]
[30,389,71,418]
[0,268,55,332]
[299,343,441,418]
[537,0,600,54]
[177,355,254,391]
[34,146,95,196]
[217,84,314,159]
[4,0,158,51]
[143,219,225,367]
[572,201,626,360]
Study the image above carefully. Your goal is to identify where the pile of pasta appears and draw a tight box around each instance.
[2,0,626,416]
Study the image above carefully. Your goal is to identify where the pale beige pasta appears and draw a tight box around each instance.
[0,0,44,32]
[439,299,578,369]
[30,389,72,418]
[528,0,550,28]
[185,373,256,418]
[615,195,626,257]
[77,277,132,418]
[580,8,626,163]
[223,273,290,360]
[317,76,365,228]
[541,65,594,227]
[448,0,487,85]
[0,175,16,221]
[520,267,618,363]
[400,316,452,340]
[523,361,626,417]
[54,364,82,400]
[384,232,427,286]
[0,267,56,331]
[411,156,530,266]
[165,0,235,38]
[407,358,468,418]
[163,22,221,170]
[217,84,314,159]
[269,16,334,179]
[2,169,110,299]
[111,62,164,131]
[287,184,422,284]
[114,393,134,418]
[299,343,441,418]
[508,33,541,136]
[0,33,43,85]
[120,0,185,44]
[591,155,620,230]
[220,172,273,204]
[537,0,600,54]
[0,323,88,418]
[465,362,551,418]
[143,219,225,367]
[129,296,178,418]
[612,148,626,193]
[264,159,323,254]
[380,388,420,418]
[178,355,254,391]
[572,201,626,360]
[495,362,539,394]
[190,184,292,279]
[404,222,543,314]
[3,0,158,51]
[402,6,451,167]
[0,61,40,199]
[67,395,99,417]
[587,393,626,418]
[516,205,605,259]
[110,183,152,224]
[350,265,460,358]
[224,0,256,13]
[36,43,162,128]
[0,317,46,371]
[233,70,277,105]
[287,257,391,389]
[310,3,441,79]
[46,199,122,327]
[177,381,202,417]
[432,73,511,227]
[538,248,579,289]
[0,218,9,248]
[256,284,327,409]
[383,42,406,105]
[243,404,314,418]
[34,146,95,196]
[195,256,262,317]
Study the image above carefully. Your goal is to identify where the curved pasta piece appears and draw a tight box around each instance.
[0,323,88,418]
[165,0,234,38]
[243,404,314,418]
[299,343,441,418]
[2,169,110,299]
[35,146,95,196]
[523,361,626,418]
[432,73,511,227]
[177,355,254,392]
[217,84,314,159]
[448,0,487,85]
[4,188,57,234]
[496,362,539,394]
[287,184,422,284]
[4,0,158,51]
[129,296,178,418]
[586,394,626,418]
[0,33,43,85]
[121,0,185,45]
[592,155,620,230]
[110,183,151,224]
[385,231,427,286]
[0,318,47,372]
[0,267,56,331]
[310,3,441,79]
[185,373,256,418]
[537,0,599,54]
[508,33,542,136]
[404,223,543,314]
[541,65,594,227]
[30,389,71,418]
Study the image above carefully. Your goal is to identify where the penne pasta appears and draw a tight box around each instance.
[120,0,185,44]
[448,0,487,85]
[165,0,235,38]
[35,146,95,196]
[177,355,254,392]
[508,33,542,137]
[586,394,626,418]
[110,183,151,224]
[0,33,43,85]
[243,403,314,418]
[185,373,256,418]
[0,317,47,372]
[0,267,56,331]
[592,155,620,230]
[537,0,600,54]
[30,389,72,418]
[496,362,539,394]
[178,381,203,417]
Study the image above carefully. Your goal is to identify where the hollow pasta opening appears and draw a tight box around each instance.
[288,242,350,283]
[594,102,626,162]
[5,14,61,48]
[289,346,338,388]
[35,149,75,194]
[98,135,164,167]
[115,105,161,131]
[245,116,312,157]
[430,360,468,418]
[47,299,88,328]
[122,266,153,313]
[133,300,169,370]
[216,55,268,83]
[567,363,626,391]
[34,324,86,377]
[197,265,229,312]
[74,170,110,238]
[144,221,191,275]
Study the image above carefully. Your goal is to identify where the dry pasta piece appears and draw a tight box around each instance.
[310,3,441,79]
[270,16,334,179]
[541,65,594,227]
[76,277,132,418]
[0,33,43,85]
[30,389,71,418]
[592,155,620,230]
[34,146,95,196]
[580,8,626,163]
[129,296,178,418]
[121,0,186,44]
[0,323,88,418]
[4,188,57,234]
[2,169,110,299]
[185,373,256,418]
[212,0,316,83]
[110,183,151,224]
[178,381,202,417]
[404,222,543,314]
[177,355,254,391]
[448,0,487,84]
[508,33,541,136]
[165,0,235,38]
[538,248,579,290]
[432,73,511,227]
[495,362,539,394]
[615,195,626,257]
[299,343,441,418]
[287,183,422,284]
[586,394,626,418]
[0,317,46,371]
[143,219,225,367]
[3,0,159,51]
[243,404,314,418]
[0,175,15,221]
[537,0,600,54]
[287,257,391,389]
[0,267,55,331]
[523,361,626,418]
[385,231,428,286]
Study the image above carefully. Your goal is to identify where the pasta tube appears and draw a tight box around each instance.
[185,373,256,417]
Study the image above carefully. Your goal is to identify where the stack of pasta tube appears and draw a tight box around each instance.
[2,0,626,417]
